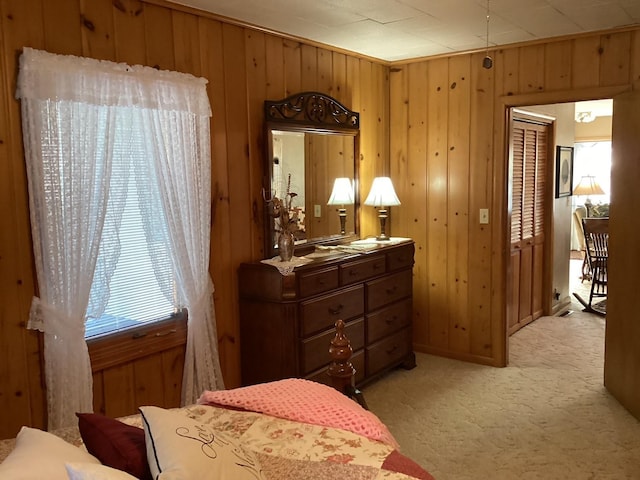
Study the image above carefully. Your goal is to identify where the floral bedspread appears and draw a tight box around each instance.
[167,404,433,480]
[0,404,434,479]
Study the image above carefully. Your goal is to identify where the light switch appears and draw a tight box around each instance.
[479,208,489,224]
[314,204,322,217]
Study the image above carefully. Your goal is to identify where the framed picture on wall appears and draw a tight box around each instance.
[555,145,574,198]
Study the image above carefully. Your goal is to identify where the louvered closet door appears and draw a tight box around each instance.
[508,118,548,335]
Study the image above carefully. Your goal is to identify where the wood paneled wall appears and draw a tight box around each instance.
[390,29,640,366]
[0,0,388,439]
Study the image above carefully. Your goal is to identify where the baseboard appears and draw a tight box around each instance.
[551,296,572,316]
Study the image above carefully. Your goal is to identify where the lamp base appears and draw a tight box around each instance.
[338,208,347,235]
[376,208,390,241]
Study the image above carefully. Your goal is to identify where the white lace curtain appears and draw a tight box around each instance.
[16,47,224,429]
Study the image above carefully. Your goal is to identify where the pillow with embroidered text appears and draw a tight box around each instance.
[139,406,264,480]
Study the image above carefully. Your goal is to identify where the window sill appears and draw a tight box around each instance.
[87,312,188,373]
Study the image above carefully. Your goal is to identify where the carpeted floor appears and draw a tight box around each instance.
[364,261,640,480]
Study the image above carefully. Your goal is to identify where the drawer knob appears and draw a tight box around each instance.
[374,263,382,269]
[328,304,344,315]
[386,285,398,295]
[385,316,397,325]
[348,269,358,276]
[386,345,399,355]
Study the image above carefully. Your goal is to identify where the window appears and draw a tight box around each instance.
[84,112,177,339]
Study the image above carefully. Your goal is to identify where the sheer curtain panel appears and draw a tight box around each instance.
[16,48,224,429]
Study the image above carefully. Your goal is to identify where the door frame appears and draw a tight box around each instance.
[494,85,630,366]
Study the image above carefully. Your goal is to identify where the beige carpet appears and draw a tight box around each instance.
[365,298,640,478]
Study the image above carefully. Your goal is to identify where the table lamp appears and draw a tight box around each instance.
[573,175,604,217]
[364,176,401,241]
[327,177,355,235]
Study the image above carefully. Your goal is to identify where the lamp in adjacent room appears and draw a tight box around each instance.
[364,176,401,241]
[327,177,354,235]
[573,175,604,217]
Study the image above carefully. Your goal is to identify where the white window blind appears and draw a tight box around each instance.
[85,112,176,339]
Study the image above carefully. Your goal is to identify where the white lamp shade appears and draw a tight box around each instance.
[327,177,355,205]
[573,175,605,196]
[364,177,401,207]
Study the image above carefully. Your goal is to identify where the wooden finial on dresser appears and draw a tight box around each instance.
[328,319,368,409]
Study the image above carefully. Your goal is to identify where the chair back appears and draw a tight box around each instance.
[582,217,608,260]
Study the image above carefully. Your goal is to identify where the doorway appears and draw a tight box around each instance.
[502,88,640,421]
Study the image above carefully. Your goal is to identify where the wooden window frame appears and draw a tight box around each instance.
[87,310,188,373]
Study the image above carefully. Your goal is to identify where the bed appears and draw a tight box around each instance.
[0,322,434,480]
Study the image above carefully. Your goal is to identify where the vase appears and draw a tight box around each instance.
[278,231,295,262]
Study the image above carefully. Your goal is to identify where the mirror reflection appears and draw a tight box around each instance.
[271,130,355,244]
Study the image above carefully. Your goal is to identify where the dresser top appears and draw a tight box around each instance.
[257,237,412,272]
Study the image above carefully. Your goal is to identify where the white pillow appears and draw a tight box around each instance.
[65,462,138,480]
[139,406,264,479]
[0,426,100,479]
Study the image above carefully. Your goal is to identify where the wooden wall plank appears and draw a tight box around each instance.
[0,0,47,438]
[198,17,238,388]
[498,47,519,96]
[244,30,267,259]
[332,52,347,104]
[544,40,572,91]
[283,39,302,96]
[404,62,429,347]
[102,365,135,418]
[143,3,175,70]
[446,55,471,353]
[599,32,632,87]
[172,10,200,75]
[518,44,545,93]
[426,58,449,349]
[80,0,117,61]
[468,51,494,358]
[112,0,146,65]
[133,356,165,407]
[265,35,286,100]
[161,346,185,406]
[317,49,333,96]
[571,36,601,89]
[42,0,82,55]
[632,31,640,86]
[92,372,105,414]
[300,44,318,92]
[346,55,361,230]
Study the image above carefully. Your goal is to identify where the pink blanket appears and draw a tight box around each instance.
[197,378,398,448]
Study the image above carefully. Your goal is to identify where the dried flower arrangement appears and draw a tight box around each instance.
[264,174,299,234]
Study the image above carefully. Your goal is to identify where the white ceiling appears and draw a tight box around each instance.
[168,0,640,61]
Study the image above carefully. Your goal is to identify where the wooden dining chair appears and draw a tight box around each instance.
[575,217,609,315]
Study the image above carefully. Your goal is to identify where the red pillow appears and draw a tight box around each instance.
[76,412,151,480]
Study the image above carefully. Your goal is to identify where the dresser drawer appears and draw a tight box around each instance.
[387,243,415,271]
[366,298,412,343]
[301,318,364,374]
[300,285,364,337]
[305,349,365,387]
[366,327,411,377]
[366,269,412,311]
[340,254,385,285]
[298,266,339,298]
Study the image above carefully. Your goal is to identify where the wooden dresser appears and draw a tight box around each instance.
[238,239,416,387]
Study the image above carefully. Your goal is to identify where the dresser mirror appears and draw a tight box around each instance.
[263,92,360,258]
